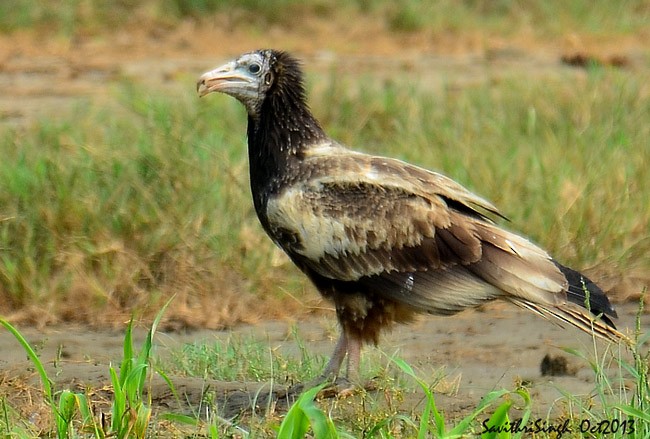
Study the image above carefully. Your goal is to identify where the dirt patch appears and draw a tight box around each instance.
[1,302,645,429]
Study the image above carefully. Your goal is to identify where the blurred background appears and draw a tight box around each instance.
[1,0,649,329]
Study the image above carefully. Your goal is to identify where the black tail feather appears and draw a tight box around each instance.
[553,261,617,328]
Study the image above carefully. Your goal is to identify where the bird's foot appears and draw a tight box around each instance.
[317,376,358,398]
[288,375,371,399]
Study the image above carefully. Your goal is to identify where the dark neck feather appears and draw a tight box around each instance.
[247,53,326,210]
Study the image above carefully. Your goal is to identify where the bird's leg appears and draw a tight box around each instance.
[299,330,350,393]
[289,330,348,394]
[286,332,342,396]
[345,332,362,384]
[320,331,348,379]
[324,330,363,397]
[290,331,347,396]
[292,330,365,398]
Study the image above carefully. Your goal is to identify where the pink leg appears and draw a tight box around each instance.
[297,329,364,396]
[321,331,348,378]
[345,333,362,383]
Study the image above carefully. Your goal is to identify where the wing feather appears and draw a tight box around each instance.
[363,268,501,315]
[265,147,579,314]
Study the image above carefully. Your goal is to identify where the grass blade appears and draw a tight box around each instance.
[0,320,53,403]
[278,384,338,439]
[56,389,76,439]
[480,399,512,439]
[614,405,650,422]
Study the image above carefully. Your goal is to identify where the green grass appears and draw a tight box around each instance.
[380,0,650,35]
[160,297,648,438]
[0,82,296,323]
[0,301,173,438]
[158,298,649,438]
[165,326,326,383]
[1,0,648,38]
[1,66,648,325]
[2,299,647,438]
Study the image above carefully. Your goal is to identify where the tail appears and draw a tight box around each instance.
[553,261,618,326]
[517,262,631,346]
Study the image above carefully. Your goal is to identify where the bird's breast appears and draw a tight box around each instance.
[264,186,363,262]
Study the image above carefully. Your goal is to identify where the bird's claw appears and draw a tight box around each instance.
[317,376,358,398]
[289,375,370,399]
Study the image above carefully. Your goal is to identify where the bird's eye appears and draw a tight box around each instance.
[248,63,261,74]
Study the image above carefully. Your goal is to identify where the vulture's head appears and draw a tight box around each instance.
[197,49,306,118]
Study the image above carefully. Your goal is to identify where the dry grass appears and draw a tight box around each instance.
[0,0,647,336]
[1,64,649,329]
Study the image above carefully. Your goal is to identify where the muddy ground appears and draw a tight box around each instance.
[1,302,646,427]
[1,18,649,430]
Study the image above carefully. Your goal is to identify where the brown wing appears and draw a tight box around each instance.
[265,147,570,314]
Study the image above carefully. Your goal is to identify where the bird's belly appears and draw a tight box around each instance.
[333,290,418,345]
[308,273,418,345]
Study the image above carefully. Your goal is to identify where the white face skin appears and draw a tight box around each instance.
[197,51,274,116]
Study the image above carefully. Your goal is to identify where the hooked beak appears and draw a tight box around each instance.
[197,61,254,97]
